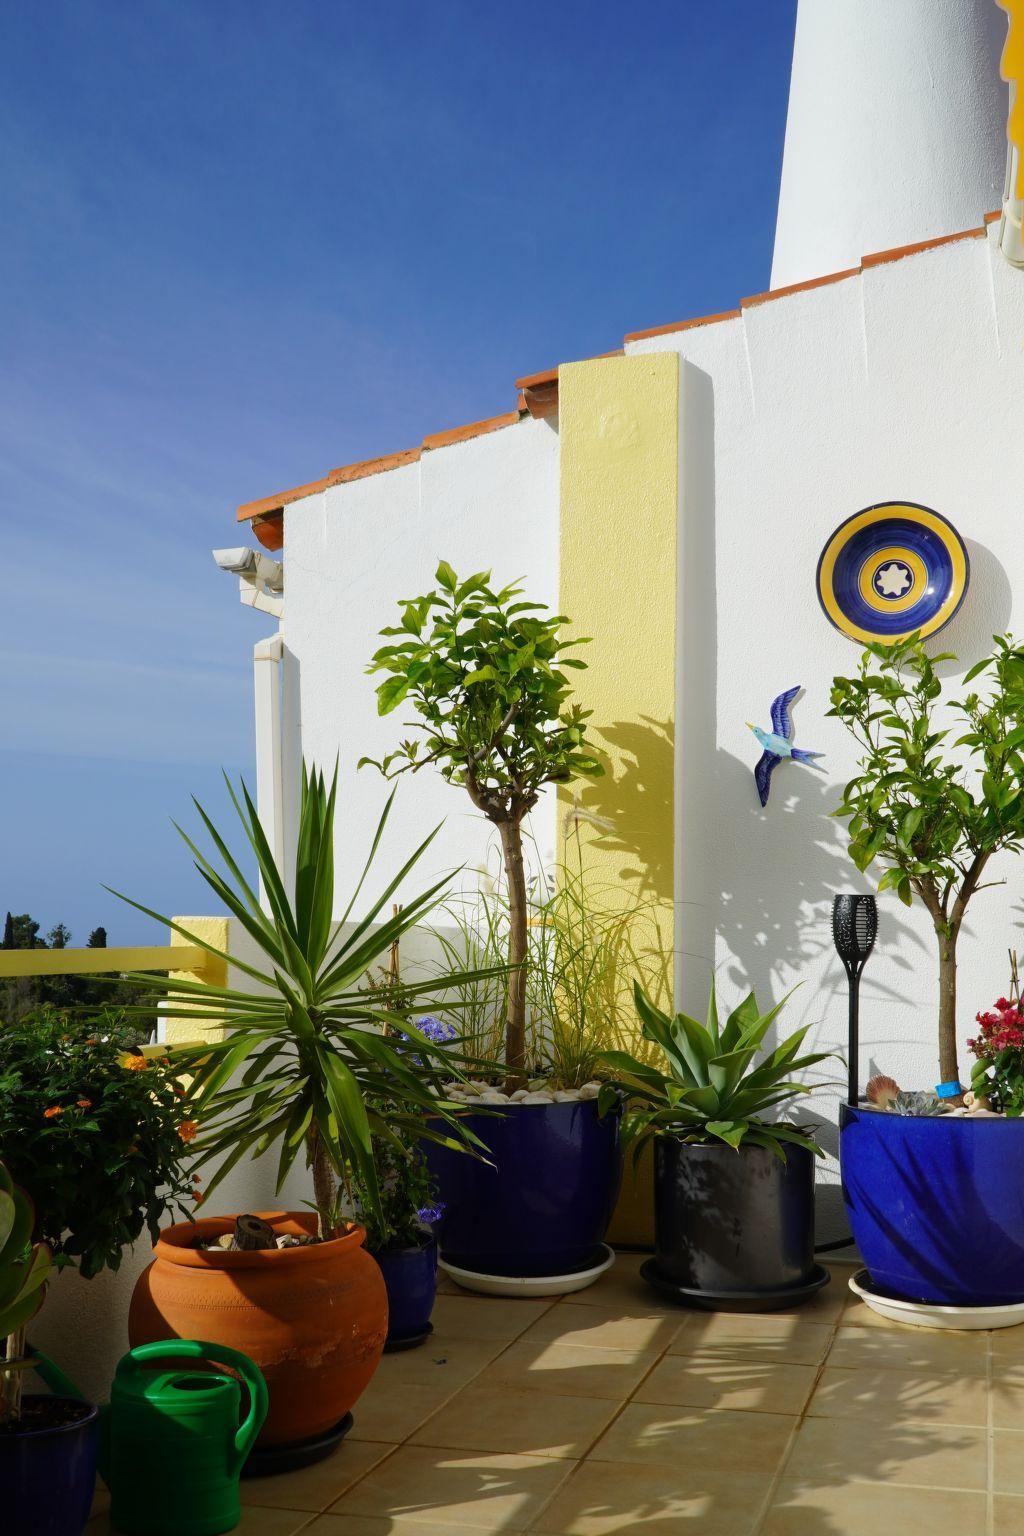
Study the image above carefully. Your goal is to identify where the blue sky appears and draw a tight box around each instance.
[1,0,796,944]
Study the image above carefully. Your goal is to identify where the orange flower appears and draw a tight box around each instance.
[76,1099,92,1109]
[177,1120,197,1143]
[193,1192,204,1206]
[126,1144,139,1155]
[122,1054,148,1071]
[43,1105,64,1119]
[84,1037,98,1046]
[191,1174,202,1184]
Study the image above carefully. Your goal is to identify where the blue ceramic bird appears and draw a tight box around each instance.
[747,687,824,807]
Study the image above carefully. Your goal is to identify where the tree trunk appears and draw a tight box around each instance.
[308,1126,338,1241]
[936,922,961,1094]
[498,817,529,1088]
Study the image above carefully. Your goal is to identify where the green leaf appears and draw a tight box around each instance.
[435,560,457,592]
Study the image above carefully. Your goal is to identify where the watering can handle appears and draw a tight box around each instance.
[120,1340,269,1472]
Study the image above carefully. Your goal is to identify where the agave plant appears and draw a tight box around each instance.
[113,766,503,1237]
[0,1163,52,1424]
[599,983,830,1160]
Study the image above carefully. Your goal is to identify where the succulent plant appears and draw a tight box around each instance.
[889,1090,945,1117]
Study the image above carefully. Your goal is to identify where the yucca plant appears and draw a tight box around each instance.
[0,1163,52,1425]
[599,983,830,1160]
[113,766,503,1238]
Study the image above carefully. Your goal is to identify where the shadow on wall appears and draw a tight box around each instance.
[931,538,1013,679]
[576,715,675,906]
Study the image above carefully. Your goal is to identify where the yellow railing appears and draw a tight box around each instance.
[0,945,210,979]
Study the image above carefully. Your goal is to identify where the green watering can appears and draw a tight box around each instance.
[98,1341,268,1536]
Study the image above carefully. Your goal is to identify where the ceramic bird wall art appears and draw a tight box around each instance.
[747,687,825,807]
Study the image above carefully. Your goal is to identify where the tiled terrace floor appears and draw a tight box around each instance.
[89,1257,1024,1535]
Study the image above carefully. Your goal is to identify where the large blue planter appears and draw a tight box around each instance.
[371,1233,437,1346]
[1,1396,99,1536]
[840,1103,1024,1305]
[426,1099,621,1278]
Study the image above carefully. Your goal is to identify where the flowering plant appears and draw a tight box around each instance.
[968,996,1024,1115]
[0,1007,198,1277]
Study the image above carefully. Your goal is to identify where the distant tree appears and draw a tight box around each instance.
[87,927,107,948]
[47,924,71,950]
[0,914,154,1033]
[2,912,13,949]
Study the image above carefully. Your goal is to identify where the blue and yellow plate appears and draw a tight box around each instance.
[816,502,969,644]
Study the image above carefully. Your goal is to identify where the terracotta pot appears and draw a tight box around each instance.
[128,1212,387,1448]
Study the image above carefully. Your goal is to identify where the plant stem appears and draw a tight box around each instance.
[936,924,960,1093]
[308,1126,338,1240]
[2,1326,26,1423]
[499,817,528,1088]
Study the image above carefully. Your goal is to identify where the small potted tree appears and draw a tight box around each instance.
[600,984,830,1308]
[367,564,622,1292]
[831,632,1024,1307]
[120,765,499,1461]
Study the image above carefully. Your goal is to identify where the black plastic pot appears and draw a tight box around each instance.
[653,1136,815,1292]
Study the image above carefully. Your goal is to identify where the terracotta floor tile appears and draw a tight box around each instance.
[989,1324,1024,1358]
[304,1516,495,1535]
[568,1253,673,1315]
[90,1510,315,1535]
[410,1382,619,1458]
[668,1311,833,1367]
[241,1441,395,1511]
[634,1351,817,1415]
[350,1380,462,1443]
[429,1295,556,1342]
[328,1445,573,1530]
[826,1323,991,1376]
[528,1458,772,1534]
[588,1400,795,1472]
[809,1364,989,1426]
[991,1368,1024,1428]
[519,1301,681,1354]
[762,1479,987,1535]
[485,1338,660,1400]
[368,1336,506,1390]
[784,1414,988,1490]
[994,1495,1024,1535]
[994,1431,1024,1496]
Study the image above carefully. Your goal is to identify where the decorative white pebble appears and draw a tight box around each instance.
[510,1089,530,1101]
[578,1082,601,1099]
[554,1090,581,1102]
[521,1092,555,1104]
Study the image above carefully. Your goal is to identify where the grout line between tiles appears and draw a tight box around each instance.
[988,1329,995,1536]
[747,1288,850,1536]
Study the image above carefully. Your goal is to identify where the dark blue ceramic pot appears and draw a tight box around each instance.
[2,1396,99,1536]
[426,1099,621,1278]
[371,1232,437,1346]
[840,1104,1024,1305]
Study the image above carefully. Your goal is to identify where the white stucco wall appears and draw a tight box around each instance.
[771,0,1007,290]
[282,412,562,905]
[632,222,1024,1233]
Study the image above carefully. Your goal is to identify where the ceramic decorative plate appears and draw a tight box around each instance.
[816,501,969,643]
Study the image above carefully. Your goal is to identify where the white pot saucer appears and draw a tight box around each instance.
[849,1267,1024,1330]
[439,1243,615,1298]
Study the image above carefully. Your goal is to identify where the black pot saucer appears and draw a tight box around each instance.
[242,1412,353,1477]
[384,1321,434,1354]
[640,1258,831,1312]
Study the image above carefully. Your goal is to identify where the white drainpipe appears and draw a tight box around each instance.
[999,86,1024,266]
[253,633,299,908]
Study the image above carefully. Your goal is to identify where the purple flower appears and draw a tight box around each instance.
[417,1202,446,1225]
[413,1016,457,1044]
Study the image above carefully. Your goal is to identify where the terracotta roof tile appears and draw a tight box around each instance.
[326,448,421,487]
[861,224,987,269]
[235,212,1005,534]
[623,308,741,344]
[741,266,860,309]
[421,409,522,452]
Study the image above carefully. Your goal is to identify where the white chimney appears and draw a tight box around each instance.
[771,0,1008,291]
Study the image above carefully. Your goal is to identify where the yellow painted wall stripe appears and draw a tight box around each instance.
[558,352,682,1245]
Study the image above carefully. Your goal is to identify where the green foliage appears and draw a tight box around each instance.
[830,633,1024,1084]
[599,983,829,1161]
[0,1162,51,1342]
[0,1161,52,1425]
[349,1120,441,1254]
[112,765,501,1237]
[0,1008,196,1278]
[364,563,603,821]
[829,634,1024,908]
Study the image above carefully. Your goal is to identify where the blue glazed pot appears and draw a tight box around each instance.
[840,1104,1024,1305]
[1,1396,99,1536]
[371,1233,437,1344]
[426,1099,621,1278]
